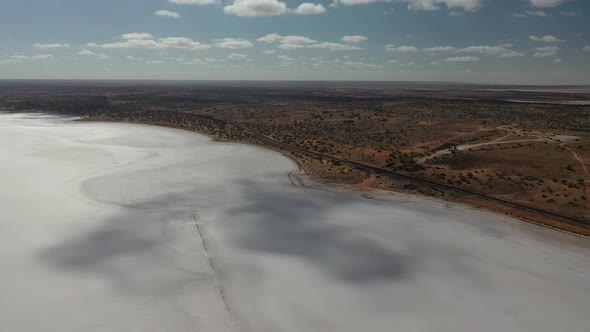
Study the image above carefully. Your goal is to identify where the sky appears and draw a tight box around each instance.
[0,0,588,84]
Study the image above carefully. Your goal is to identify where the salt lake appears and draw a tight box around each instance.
[0,113,588,332]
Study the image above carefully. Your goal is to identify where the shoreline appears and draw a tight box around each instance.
[2,111,585,236]
[70,115,589,238]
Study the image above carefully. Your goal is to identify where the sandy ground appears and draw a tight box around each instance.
[0,113,589,332]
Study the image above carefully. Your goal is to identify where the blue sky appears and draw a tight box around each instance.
[0,0,588,84]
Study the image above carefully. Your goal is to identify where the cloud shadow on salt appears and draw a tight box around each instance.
[224,179,415,283]
[39,171,416,290]
[37,195,211,293]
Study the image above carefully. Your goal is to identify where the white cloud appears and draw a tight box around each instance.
[554,58,561,63]
[10,54,30,60]
[499,51,525,58]
[277,54,296,62]
[384,44,419,52]
[533,46,560,57]
[458,45,518,57]
[122,32,153,40]
[169,0,216,5]
[430,61,439,65]
[224,0,288,17]
[341,60,382,70]
[257,33,283,43]
[281,35,318,44]
[32,54,54,60]
[295,3,326,14]
[160,37,210,49]
[335,0,483,12]
[263,49,277,54]
[308,42,363,51]
[310,57,330,67]
[444,56,479,62]
[342,35,368,43]
[214,38,253,49]
[155,10,181,18]
[257,33,362,51]
[89,39,161,49]
[258,34,316,45]
[32,43,70,49]
[584,45,590,51]
[529,35,564,42]
[146,60,166,64]
[189,57,224,66]
[78,49,96,55]
[261,34,318,50]
[423,44,523,58]
[78,49,109,60]
[89,33,209,50]
[387,60,398,63]
[278,43,306,50]
[525,11,547,17]
[424,46,457,52]
[125,56,144,61]
[227,52,248,60]
[407,0,483,11]
[528,0,571,8]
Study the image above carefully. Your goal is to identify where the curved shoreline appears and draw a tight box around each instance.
[73,114,590,237]
[54,115,590,248]
[4,110,587,236]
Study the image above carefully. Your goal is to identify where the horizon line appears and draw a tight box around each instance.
[0,78,589,88]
